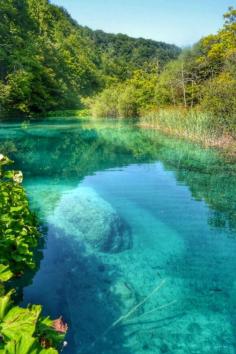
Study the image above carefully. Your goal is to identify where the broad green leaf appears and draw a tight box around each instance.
[10,206,24,213]
[2,305,42,340]
[0,290,14,321]
[0,265,13,283]
[3,335,40,354]
[40,349,58,354]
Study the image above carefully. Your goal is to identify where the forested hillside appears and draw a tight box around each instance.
[1,1,235,146]
[90,7,236,144]
[0,0,180,117]
[83,28,180,81]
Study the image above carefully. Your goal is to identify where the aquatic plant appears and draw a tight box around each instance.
[140,108,236,149]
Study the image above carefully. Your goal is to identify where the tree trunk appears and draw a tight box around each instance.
[181,63,187,108]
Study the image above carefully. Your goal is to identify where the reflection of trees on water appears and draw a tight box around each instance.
[1,119,236,353]
[1,119,236,232]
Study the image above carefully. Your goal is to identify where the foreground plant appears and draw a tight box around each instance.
[0,154,40,274]
[0,288,66,353]
[0,155,68,353]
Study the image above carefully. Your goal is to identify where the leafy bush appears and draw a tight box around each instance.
[200,73,236,135]
[0,155,40,274]
[88,69,158,118]
[0,155,67,353]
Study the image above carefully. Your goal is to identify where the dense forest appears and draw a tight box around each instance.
[0,0,180,116]
[0,0,235,141]
[89,7,236,143]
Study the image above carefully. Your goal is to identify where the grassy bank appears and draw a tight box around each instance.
[139,108,236,154]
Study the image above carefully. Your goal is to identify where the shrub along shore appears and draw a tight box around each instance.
[0,155,67,353]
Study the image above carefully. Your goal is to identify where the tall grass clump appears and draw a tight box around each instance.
[140,108,235,148]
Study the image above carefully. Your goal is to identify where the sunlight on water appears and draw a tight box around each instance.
[1,119,236,354]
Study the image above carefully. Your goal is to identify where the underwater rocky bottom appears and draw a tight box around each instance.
[22,174,236,354]
[1,120,236,354]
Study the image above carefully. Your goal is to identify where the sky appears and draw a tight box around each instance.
[51,0,233,47]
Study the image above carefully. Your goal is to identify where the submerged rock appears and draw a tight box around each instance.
[49,187,132,253]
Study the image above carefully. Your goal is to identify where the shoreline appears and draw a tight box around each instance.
[139,122,236,158]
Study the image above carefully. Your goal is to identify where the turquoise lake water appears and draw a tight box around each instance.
[1,119,236,354]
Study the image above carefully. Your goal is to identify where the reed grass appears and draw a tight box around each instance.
[140,108,235,151]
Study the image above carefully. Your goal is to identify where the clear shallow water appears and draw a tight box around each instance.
[1,119,236,354]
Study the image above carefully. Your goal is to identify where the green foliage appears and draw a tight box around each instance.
[89,67,158,118]
[0,0,100,115]
[0,155,66,353]
[0,155,40,274]
[0,0,179,118]
[0,290,62,353]
[140,108,225,145]
[88,6,236,141]
[200,73,236,136]
[153,7,236,132]
[1,0,235,143]
[0,266,13,283]
[85,30,180,82]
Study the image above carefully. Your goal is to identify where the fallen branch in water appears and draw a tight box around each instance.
[81,278,171,354]
[105,278,167,333]
[123,299,177,324]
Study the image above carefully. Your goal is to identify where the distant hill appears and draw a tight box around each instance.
[0,0,180,116]
[83,28,180,80]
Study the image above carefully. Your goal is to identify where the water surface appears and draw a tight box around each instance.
[1,119,236,354]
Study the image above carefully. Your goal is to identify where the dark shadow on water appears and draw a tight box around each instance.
[22,226,132,354]
[7,236,44,304]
